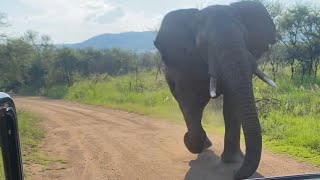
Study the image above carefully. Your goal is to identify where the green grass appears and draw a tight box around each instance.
[65,72,183,120]
[0,110,66,179]
[63,70,320,166]
[39,85,69,99]
[254,76,320,165]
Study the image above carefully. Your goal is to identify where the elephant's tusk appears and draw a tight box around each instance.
[255,69,276,87]
[210,77,217,97]
[265,78,277,87]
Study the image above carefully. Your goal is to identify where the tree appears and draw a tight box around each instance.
[0,38,36,91]
[278,3,320,81]
[279,3,307,80]
[54,48,80,85]
[301,7,320,79]
[259,0,285,81]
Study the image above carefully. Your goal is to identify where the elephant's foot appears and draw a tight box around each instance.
[184,132,211,154]
[221,150,244,163]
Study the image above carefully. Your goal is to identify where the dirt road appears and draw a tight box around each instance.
[14,97,319,180]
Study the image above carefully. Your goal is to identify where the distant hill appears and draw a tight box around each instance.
[58,31,157,52]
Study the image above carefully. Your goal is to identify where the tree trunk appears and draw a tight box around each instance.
[271,61,276,82]
[65,69,70,85]
[314,61,319,80]
[308,59,313,77]
[155,66,162,82]
[301,65,305,83]
[290,59,295,80]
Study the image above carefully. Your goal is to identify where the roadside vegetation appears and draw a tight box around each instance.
[1,0,320,167]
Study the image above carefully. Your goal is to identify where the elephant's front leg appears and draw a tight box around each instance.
[164,67,211,154]
[221,95,244,163]
[178,97,212,154]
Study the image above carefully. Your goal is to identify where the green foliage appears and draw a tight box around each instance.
[0,31,161,94]
[273,2,320,80]
[253,75,320,165]
[39,85,69,99]
[18,110,44,156]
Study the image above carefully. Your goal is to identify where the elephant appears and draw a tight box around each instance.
[154,1,276,180]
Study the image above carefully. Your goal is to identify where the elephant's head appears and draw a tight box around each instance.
[193,1,276,179]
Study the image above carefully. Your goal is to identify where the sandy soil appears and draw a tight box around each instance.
[14,97,320,180]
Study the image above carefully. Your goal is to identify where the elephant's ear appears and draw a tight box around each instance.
[155,9,201,70]
[230,1,276,56]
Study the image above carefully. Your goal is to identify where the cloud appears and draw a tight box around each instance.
[91,8,124,24]
[0,13,9,26]
[80,0,111,10]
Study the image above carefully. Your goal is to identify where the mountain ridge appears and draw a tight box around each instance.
[57,31,157,52]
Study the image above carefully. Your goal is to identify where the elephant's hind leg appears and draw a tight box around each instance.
[221,95,244,163]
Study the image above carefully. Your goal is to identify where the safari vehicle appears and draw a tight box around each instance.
[0,92,319,180]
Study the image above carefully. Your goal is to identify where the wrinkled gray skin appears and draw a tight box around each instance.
[154,1,276,180]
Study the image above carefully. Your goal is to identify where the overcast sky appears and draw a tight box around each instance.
[1,0,318,43]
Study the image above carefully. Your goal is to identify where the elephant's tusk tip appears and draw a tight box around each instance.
[266,78,277,88]
[209,77,217,97]
[210,91,216,98]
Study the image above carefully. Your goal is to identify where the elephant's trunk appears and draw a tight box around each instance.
[233,81,262,180]
[220,48,262,179]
